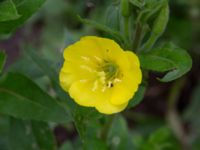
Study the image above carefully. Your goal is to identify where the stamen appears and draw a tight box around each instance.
[79,79,88,83]
[98,71,106,84]
[81,56,90,61]
[80,65,93,72]
[108,81,113,88]
[94,56,102,62]
[114,78,122,83]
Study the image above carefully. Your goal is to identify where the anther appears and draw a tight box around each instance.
[114,78,122,83]
[81,56,90,61]
[94,56,102,62]
[107,81,113,88]
[79,79,88,83]
[80,65,93,72]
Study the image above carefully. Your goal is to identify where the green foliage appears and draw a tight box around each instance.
[139,43,192,82]
[108,115,134,150]
[72,106,108,149]
[59,142,74,150]
[128,83,146,108]
[8,53,44,78]
[9,118,56,150]
[139,127,172,150]
[141,1,169,51]
[24,48,76,113]
[0,72,71,123]
[78,16,125,46]
[73,106,102,140]
[0,115,10,150]
[183,83,200,149]
[121,0,131,17]
[31,121,57,150]
[105,4,120,31]
[0,51,6,73]
[0,0,45,34]
[0,0,20,22]
[129,0,144,9]
[184,83,200,123]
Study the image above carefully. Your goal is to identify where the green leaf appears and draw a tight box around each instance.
[84,138,108,150]
[105,4,120,31]
[0,0,20,22]
[9,118,37,150]
[139,54,175,73]
[25,49,76,111]
[0,0,46,34]
[73,106,105,149]
[78,16,125,45]
[128,84,146,108]
[129,0,145,9]
[139,43,192,82]
[0,115,9,150]
[9,118,57,150]
[8,54,44,78]
[73,106,102,141]
[0,72,71,123]
[31,121,57,150]
[141,1,169,51]
[60,142,73,150]
[0,51,6,73]
[136,0,166,23]
[140,127,172,150]
[149,127,170,144]
[108,115,134,150]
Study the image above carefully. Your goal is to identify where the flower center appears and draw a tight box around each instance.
[96,61,121,92]
[80,55,122,92]
[102,62,118,81]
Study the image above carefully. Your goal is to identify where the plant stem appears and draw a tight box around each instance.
[122,17,132,50]
[133,22,143,52]
[166,77,190,150]
[124,17,129,40]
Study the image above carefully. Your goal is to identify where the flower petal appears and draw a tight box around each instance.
[109,72,138,105]
[69,80,109,107]
[64,36,104,62]
[124,51,142,84]
[125,51,140,67]
[68,81,96,107]
[95,99,128,114]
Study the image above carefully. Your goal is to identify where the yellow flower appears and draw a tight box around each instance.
[59,36,142,114]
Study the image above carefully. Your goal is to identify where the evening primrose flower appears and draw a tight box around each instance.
[59,36,142,114]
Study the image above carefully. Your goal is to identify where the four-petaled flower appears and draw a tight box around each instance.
[59,36,142,114]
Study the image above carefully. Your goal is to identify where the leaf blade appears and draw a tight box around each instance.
[139,43,192,82]
[0,72,71,123]
[0,0,46,33]
[0,0,20,22]
[78,16,125,45]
